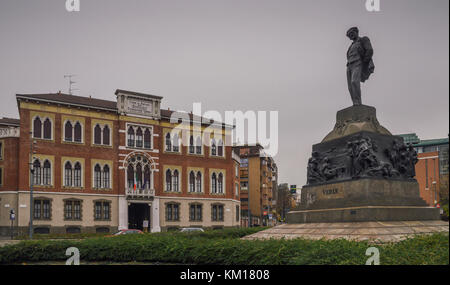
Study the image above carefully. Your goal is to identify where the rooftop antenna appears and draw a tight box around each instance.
[63,74,79,95]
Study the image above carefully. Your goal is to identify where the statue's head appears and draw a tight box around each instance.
[346,27,359,41]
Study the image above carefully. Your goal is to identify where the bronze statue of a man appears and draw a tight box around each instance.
[346,27,375,106]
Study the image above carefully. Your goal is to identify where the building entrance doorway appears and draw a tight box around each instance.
[128,203,150,231]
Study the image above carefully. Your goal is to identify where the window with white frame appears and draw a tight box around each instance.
[188,171,203,193]
[211,171,225,194]
[93,123,111,146]
[210,138,224,157]
[32,159,52,186]
[64,161,82,188]
[33,116,52,140]
[165,131,180,153]
[127,125,152,149]
[165,168,180,192]
[127,156,152,190]
[93,163,111,189]
[64,120,83,143]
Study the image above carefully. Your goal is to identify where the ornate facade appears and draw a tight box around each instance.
[0,90,240,235]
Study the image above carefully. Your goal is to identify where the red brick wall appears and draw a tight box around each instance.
[0,137,19,191]
[415,151,440,206]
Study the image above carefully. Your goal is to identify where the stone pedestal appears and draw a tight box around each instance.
[287,104,441,224]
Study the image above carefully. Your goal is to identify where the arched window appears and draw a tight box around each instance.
[64,161,72,186]
[136,163,142,189]
[127,126,135,147]
[33,159,41,185]
[211,139,217,156]
[74,162,82,187]
[172,170,179,191]
[189,171,195,192]
[173,133,179,152]
[103,165,110,189]
[65,121,73,142]
[136,128,143,148]
[211,173,217,193]
[189,136,194,154]
[196,136,202,154]
[74,122,82,142]
[144,129,151,149]
[165,133,172,151]
[43,160,51,185]
[165,169,172,191]
[103,125,110,146]
[94,164,102,188]
[43,118,51,139]
[196,172,202,192]
[127,164,134,189]
[144,165,151,189]
[94,125,102,145]
[218,139,223,156]
[218,173,223,193]
[33,117,42,138]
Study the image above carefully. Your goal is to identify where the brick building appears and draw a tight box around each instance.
[233,144,277,227]
[397,133,449,206]
[0,90,240,235]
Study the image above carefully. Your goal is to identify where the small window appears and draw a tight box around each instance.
[172,133,179,152]
[165,169,172,191]
[103,125,110,145]
[64,200,82,220]
[189,136,195,154]
[189,204,202,221]
[189,171,195,192]
[33,117,42,138]
[74,122,82,142]
[136,127,143,148]
[65,121,73,142]
[144,128,151,149]
[211,173,217,193]
[217,139,223,156]
[43,118,52,139]
[94,201,111,220]
[212,204,224,221]
[195,136,202,154]
[172,170,179,192]
[128,126,135,147]
[166,203,179,221]
[94,164,102,188]
[94,124,102,145]
[74,162,82,187]
[196,172,202,193]
[165,133,172,151]
[211,139,217,156]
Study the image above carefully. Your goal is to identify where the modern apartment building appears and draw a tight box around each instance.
[233,144,277,226]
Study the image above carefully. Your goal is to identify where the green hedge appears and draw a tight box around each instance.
[0,228,448,265]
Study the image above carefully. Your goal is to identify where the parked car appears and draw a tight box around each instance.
[108,229,144,236]
[180,227,204,233]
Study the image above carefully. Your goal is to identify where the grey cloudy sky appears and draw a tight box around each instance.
[0,0,448,186]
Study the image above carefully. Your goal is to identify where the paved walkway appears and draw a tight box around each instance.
[0,240,21,247]
[242,220,449,243]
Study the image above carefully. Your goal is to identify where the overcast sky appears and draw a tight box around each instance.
[0,0,448,186]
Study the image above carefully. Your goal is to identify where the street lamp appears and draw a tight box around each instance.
[29,132,36,239]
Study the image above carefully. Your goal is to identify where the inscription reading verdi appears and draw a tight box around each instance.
[323,188,339,195]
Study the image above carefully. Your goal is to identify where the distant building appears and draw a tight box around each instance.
[397,133,449,206]
[233,144,278,227]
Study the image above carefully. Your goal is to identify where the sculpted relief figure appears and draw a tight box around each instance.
[346,27,375,106]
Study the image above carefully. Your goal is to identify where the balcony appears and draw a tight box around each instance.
[126,188,155,199]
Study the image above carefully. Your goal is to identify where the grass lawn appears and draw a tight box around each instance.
[0,227,448,265]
